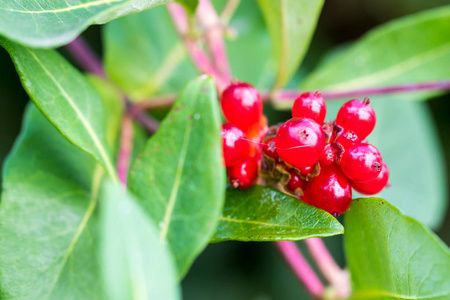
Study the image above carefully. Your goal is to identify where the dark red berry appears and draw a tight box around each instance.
[301,164,352,216]
[275,118,326,169]
[227,156,258,189]
[299,165,313,176]
[221,82,263,134]
[263,137,279,161]
[340,143,382,182]
[286,169,306,194]
[320,144,335,167]
[335,130,360,150]
[292,91,326,125]
[336,98,376,140]
[352,161,389,195]
[221,123,251,167]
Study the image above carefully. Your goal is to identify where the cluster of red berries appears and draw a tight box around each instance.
[262,92,389,216]
[220,82,267,189]
[220,82,390,217]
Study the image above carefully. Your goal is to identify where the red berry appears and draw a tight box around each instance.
[301,164,352,217]
[299,165,313,176]
[340,143,382,182]
[352,161,389,195]
[286,169,306,194]
[221,123,251,167]
[320,144,335,167]
[227,156,258,189]
[275,118,326,169]
[221,82,263,133]
[336,98,376,140]
[335,130,360,150]
[263,137,279,161]
[292,91,326,125]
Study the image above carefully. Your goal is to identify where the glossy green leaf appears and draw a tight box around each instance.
[100,181,180,300]
[1,40,118,182]
[345,198,450,300]
[0,105,105,299]
[302,6,450,98]
[128,76,225,278]
[104,5,197,99]
[211,186,344,243]
[0,0,170,48]
[257,0,324,89]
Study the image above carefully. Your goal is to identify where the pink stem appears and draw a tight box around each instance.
[197,0,232,81]
[117,114,134,188]
[167,3,229,92]
[270,80,450,102]
[275,241,324,299]
[305,238,350,299]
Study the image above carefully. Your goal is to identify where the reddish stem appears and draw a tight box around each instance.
[197,0,232,81]
[167,2,229,92]
[275,241,324,299]
[117,114,134,188]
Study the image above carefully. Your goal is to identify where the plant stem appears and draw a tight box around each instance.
[275,241,324,299]
[269,80,450,104]
[117,114,134,188]
[197,0,232,81]
[220,0,241,25]
[305,238,350,298]
[65,36,160,134]
[136,94,178,110]
[167,2,229,92]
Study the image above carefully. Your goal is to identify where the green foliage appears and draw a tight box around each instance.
[100,181,180,300]
[128,76,225,279]
[211,186,344,242]
[345,198,450,299]
[0,105,105,299]
[302,5,450,99]
[257,0,324,89]
[1,40,118,182]
[0,0,170,48]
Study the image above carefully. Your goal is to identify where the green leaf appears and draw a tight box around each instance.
[100,181,180,300]
[0,0,170,48]
[345,198,450,300]
[104,5,197,99]
[257,0,324,89]
[302,5,450,98]
[128,76,225,279]
[211,186,344,243]
[1,40,118,183]
[0,105,106,299]
[175,0,198,14]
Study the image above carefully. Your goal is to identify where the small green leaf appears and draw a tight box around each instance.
[0,105,106,299]
[257,0,324,89]
[100,181,180,300]
[128,76,225,279]
[302,6,450,98]
[1,40,118,182]
[345,198,450,300]
[211,186,344,243]
[175,0,198,14]
[0,0,170,48]
[104,6,197,99]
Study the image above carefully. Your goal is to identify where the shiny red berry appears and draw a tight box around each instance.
[335,130,360,150]
[299,165,313,176]
[336,98,376,140]
[352,161,389,195]
[275,118,326,169]
[221,82,263,133]
[340,143,382,182]
[301,164,352,217]
[292,91,326,125]
[221,123,251,167]
[320,144,335,167]
[286,169,306,194]
[227,156,258,189]
[262,137,279,161]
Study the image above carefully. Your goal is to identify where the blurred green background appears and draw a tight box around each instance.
[1,0,449,299]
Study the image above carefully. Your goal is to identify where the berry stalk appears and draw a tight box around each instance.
[275,241,325,299]
[117,114,134,188]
